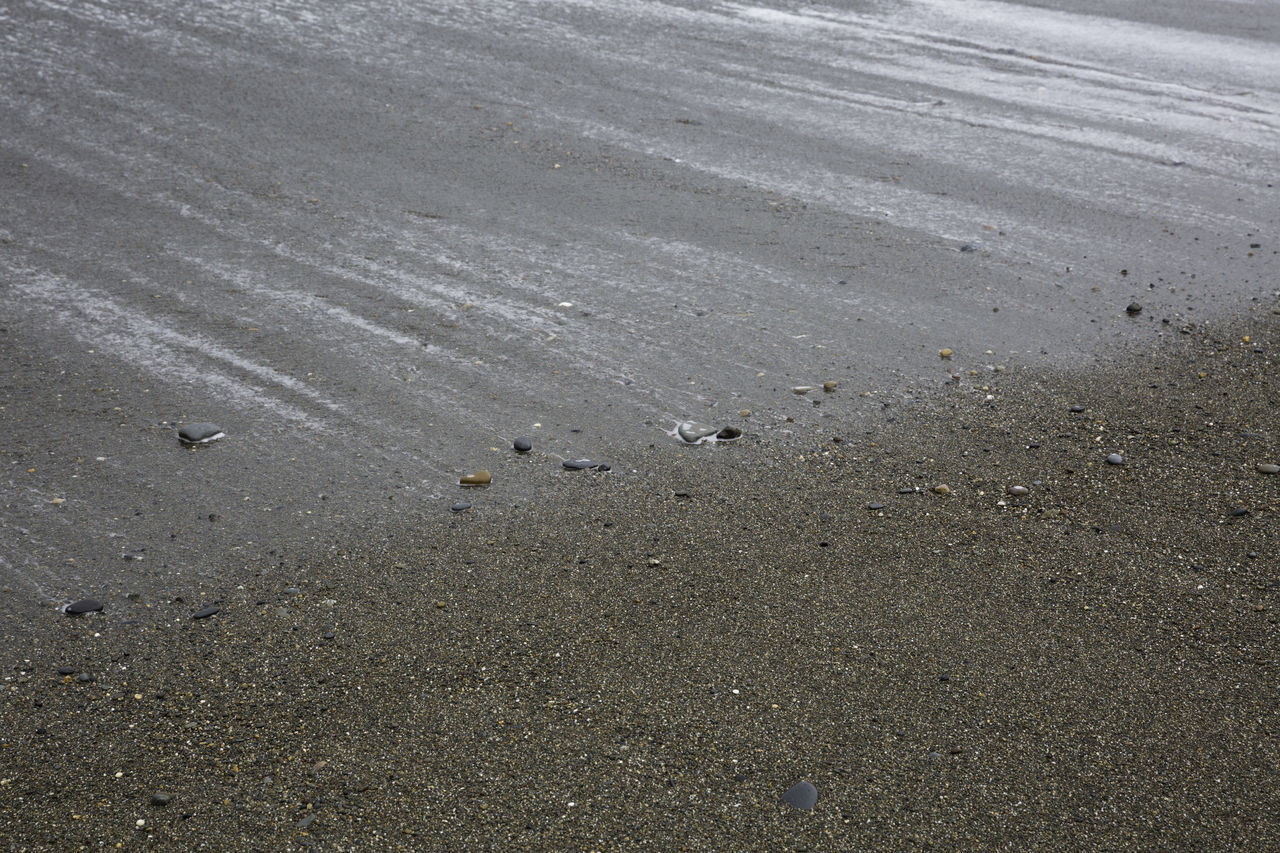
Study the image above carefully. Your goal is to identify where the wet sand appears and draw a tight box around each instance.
[3,309,1276,850]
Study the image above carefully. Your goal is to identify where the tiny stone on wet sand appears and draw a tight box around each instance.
[1106,453,1125,465]
[459,470,491,486]
[1008,485,1030,497]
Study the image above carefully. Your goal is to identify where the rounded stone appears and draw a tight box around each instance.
[563,459,595,470]
[1069,405,1086,413]
[151,793,172,807]
[1256,463,1279,475]
[1126,302,1143,315]
[781,780,818,810]
[939,348,953,359]
[593,462,612,472]
[867,502,884,511]
[932,484,952,495]
[65,599,103,615]
[513,437,532,453]
[450,502,471,512]
[191,605,220,619]
[1007,485,1030,497]
[715,426,742,441]
[677,422,718,443]
[822,381,838,393]
[57,665,75,675]
[178,423,224,444]
[1106,453,1124,465]
[459,470,491,486]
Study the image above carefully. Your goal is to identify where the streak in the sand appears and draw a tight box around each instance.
[1,0,1276,597]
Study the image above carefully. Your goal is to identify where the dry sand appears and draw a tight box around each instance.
[3,309,1277,851]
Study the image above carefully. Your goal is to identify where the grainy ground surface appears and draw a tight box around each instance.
[3,310,1277,851]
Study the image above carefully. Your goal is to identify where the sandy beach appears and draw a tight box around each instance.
[2,0,1278,849]
[3,308,1277,850]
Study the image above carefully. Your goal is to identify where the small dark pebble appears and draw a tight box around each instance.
[284,587,301,596]
[192,605,220,619]
[1069,405,1086,413]
[716,426,743,440]
[450,502,471,513]
[781,780,818,810]
[513,437,532,453]
[322,631,336,640]
[939,673,950,682]
[897,487,915,494]
[76,673,93,683]
[298,814,316,829]
[151,793,173,807]
[1126,302,1142,315]
[867,502,884,511]
[57,666,75,675]
[65,598,103,615]
[1231,507,1250,517]
[593,462,611,472]
[959,243,978,253]
[563,459,595,470]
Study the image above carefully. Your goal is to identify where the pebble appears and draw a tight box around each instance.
[563,459,596,470]
[151,793,172,807]
[939,348,953,359]
[298,814,316,829]
[192,605,220,619]
[897,487,915,494]
[513,437,532,453]
[867,502,884,511]
[594,462,612,472]
[178,423,224,444]
[1008,485,1030,497]
[1126,302,1143,315]
[1069,405,1086,413]
[1256,463,1279,475]
[738,409,751,418]
[932,484,952,495]
[459,470,491,486]
[1231,507,1250,517]
[959,243,978,253]
[451,502,472,512]
[716,426,742,441]
[57,666,75,675]
[791,386,817,394]
[1106,453,1124,465]
[322,631,336,640]
[65,599,103,615]
[781,780,818,810]
[677,422,718,443]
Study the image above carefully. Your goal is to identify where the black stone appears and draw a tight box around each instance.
[57,666,75,675]
[65,598,103,615]
[322,631,336,640]
[513,437,532,453]
[1231,507,1250,517]
[192,605,220,619]
[959,243,978,252]
[563,459,595,470]
[867,502,884,510]
[716,426,743,440]
[151,793,173,807]
[1126,302,1143,315]
[77,673,93,683]
[897,487,915,494]
[781,780,818,810]
[1069,405,1086,413]
[593,463,612,472]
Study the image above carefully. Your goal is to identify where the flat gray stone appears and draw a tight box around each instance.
[191,605,220,619]
[781,780,818,810]
[1106,453,1124,465]
[677,422,717,443]
[178,423,224,444]
[1256,463,1279,475]
[1008,485,1030,496]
